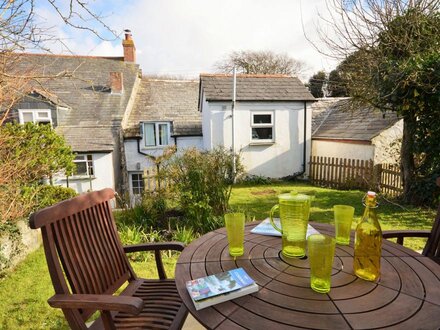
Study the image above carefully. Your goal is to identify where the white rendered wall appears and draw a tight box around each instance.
[312,140,374,161]
[124,137,203,173]
[54,152,115,193]
[202,100,312,178]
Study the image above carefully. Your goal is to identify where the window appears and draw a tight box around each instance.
[251,112,274,142]
[18,109,52,125]
[131,173,144,195]
[142,122,170,147]
[73,154,94,176]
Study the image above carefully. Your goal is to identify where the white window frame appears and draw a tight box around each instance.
[72,154,94,177]
[141,122,171,148]
[250,111,275,143]
[18,109,52,126]
[130,172,144,195]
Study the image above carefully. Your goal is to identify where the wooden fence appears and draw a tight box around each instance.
[143,167,168,192]
[309,156,403,197]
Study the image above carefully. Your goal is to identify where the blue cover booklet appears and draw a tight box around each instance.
[186,268,255,301]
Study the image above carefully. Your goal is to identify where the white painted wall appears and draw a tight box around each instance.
[202,99,313,178]
[54,152,115,193]
[311,140,374,161]
[124,137,203,173]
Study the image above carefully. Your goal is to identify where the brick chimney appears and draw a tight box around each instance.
[122,29,136,63]
[110,72,123,94]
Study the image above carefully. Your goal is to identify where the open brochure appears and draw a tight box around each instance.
[186,268,258,310]
[251,218,320,237]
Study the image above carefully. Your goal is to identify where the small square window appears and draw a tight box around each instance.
[73,154,94,176]
[251,112,274,142]
[131,173,144,195]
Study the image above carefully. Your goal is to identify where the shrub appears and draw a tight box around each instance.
[32,185,77,210]
[165,147,243,233]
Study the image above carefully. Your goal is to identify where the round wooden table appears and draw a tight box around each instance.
[176,222,440,330]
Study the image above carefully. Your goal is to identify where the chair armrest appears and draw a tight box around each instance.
[383,230,430,245]
[123,242,185,253]
[48,294,143,315]
[123,242,185,280]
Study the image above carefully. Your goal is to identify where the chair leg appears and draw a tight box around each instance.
[101,310,116,330]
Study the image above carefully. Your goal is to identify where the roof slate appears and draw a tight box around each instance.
[200,74,315,102]
[12,53,140,152]
[311,98,401,141]
[125,78,201,138]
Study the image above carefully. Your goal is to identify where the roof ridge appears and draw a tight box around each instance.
[200,73,293,78]
[14,52,124,61]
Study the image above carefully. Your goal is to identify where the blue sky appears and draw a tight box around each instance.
[35,0,337,80]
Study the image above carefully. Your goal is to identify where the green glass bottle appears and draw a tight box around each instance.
[353,191,382,281]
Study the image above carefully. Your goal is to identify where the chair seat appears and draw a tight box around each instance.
[90,279,187,330]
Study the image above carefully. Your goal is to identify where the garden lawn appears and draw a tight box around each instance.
[230,182,436,251]
[0,182,436,329]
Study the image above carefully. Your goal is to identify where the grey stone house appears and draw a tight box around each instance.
[311,98,402,164]
[6,32,141,194]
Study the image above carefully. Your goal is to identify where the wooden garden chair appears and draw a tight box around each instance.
[383,177,440,263]
[29,188,188,330]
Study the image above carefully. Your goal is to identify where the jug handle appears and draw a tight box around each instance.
[269,205,282,233]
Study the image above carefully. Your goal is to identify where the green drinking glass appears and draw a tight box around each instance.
[334,205,355,245]
[224,212,245,257]
[308,234,335,293]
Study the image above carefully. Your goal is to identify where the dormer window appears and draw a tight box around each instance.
[142,122,170,147]
[18,109,52,126]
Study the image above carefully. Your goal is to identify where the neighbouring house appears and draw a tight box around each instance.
[5,31,141,194]
[122,78,202,201]
[311,98,403,164]
[199,74,315,178]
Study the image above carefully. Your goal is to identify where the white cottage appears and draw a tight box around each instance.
[123,78,202,201]
[199,74,315,178]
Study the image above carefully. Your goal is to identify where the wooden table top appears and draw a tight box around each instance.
[175,222,440,330]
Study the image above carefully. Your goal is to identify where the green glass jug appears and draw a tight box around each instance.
[270,191,311,258]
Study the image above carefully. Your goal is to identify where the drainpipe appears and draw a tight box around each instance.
[302,101,308,175]
[137,137,149,156]
[231,67,237,181]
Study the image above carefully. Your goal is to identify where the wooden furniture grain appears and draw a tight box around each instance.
[29,188,188,330]
[176,222,440,330]
[383,177,440,263]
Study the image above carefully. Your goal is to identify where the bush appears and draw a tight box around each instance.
[32,185,77,210]
[165,147,243,233]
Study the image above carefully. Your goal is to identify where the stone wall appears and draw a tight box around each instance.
[372,119,403,164]
[0,220,41,273]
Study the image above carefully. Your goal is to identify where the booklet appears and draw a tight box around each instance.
[251,218,320,237]
[186,268,259,310]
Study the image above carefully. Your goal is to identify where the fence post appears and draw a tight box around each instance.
[373,163,382,192]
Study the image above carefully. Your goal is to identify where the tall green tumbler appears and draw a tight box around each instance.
[224,212,245,257]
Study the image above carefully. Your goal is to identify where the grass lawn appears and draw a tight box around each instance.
[0,182,436,329]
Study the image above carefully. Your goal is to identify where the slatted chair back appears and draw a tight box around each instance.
[423,177,440,259]
[29,188,136,326]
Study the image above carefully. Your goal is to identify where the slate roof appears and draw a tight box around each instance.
[11,53,140,152]
[311,98,401,141]
[200,74,315,102]
[124,78,201,138]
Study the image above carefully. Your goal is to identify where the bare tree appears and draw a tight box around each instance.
[308,0,440,204]
[215,50,306,76]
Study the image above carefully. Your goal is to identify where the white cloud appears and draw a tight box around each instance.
[35,0,339,80]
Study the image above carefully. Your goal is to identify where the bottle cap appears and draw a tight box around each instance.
[367,191,376,197]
